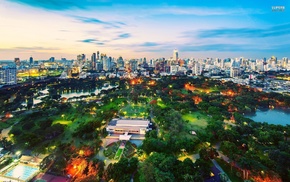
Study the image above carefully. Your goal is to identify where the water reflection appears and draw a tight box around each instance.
[33,85,118,105]
[246,109,290,126]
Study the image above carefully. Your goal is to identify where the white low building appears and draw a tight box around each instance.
[107,119,150,135]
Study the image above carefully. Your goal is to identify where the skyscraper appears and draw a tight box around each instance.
[117,56,124,68]
[14,58,20,66]
[49,57,55,62]
[91,53,96,70]
[77,54,86,63]
[29,56,33,65]
[130,60,138,71]
[270,56,277,65]
[97,51,100,60]
[193,62,202,75]
[282,57,288,68]
[103,56,111,71]
[173,49,178,63]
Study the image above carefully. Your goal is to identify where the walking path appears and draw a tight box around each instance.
[211,159,231,182]
[212,159,225,174]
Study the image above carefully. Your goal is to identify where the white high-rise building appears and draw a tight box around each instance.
[170,65,178,74]
[282,57,288,68]
[0,65,17,85]
[230,67,239,77]
[173,49,178,62]
[193,62,202,75]
[103,56,111,71]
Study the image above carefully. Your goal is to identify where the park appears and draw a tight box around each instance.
[0,76,288,181]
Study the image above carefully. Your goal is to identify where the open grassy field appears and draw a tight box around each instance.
[182,112,208,129]
[120,103,148,118]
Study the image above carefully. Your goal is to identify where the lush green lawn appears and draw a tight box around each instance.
[182,112,208,128]
[114,148,124,160]
[120,103,148,118]
[216,158,244,182]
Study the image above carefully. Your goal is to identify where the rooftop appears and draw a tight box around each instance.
[108,119,150,127]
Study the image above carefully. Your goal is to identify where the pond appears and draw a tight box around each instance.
[245,108,290,126]
[33,84,118,104]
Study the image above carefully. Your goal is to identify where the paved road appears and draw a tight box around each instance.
[211,159,231,182]
[213,142,230,163]
[212,159,225,174]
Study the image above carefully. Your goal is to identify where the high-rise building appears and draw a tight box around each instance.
[230,67,240,77]
[193,62,202,75]
[130,60,138,71]
[170,65,178,74]
[77,54,86,62]
[91,53,96,70]
[103,56,111,71]
[117,56,124,68]
[282,57,288,68]
[173,49,178,62]
[96,61,103,71]
[230,60,240,77]
[29,56,33,65]
[0,65,17,85]
[97,51,100,60]
[49,57,55,62]
[270,56,277,65]
[14,58,20,66]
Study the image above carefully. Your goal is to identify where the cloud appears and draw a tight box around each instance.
[13,46,59,50]
[73,16,125,28]
[111,33,131,40]
[118,33,130,38]
[96,42,105,45]
[0,46,60,53]
[140,42,160,47]
[179,44,250,52]
[7,0,107,10]
[8,0,266,17]
[9,0,84,11]
[81,39,97,43]
[178,42,290,53]
[79,39,106,45]
[148,6,264,16]
[192,23,290,38]
[79,33,131,45]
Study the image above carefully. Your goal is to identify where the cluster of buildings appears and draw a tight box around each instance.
[0,50,289,87]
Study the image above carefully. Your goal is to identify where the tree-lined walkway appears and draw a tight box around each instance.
[211,159,231,182]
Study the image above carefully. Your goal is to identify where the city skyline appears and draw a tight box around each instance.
[0,0,290,60]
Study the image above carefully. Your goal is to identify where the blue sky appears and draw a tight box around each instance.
[0,0,289,60]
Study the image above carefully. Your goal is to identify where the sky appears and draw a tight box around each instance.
[0,0,290,60]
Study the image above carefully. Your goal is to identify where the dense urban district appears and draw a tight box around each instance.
[0,75,290,181]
